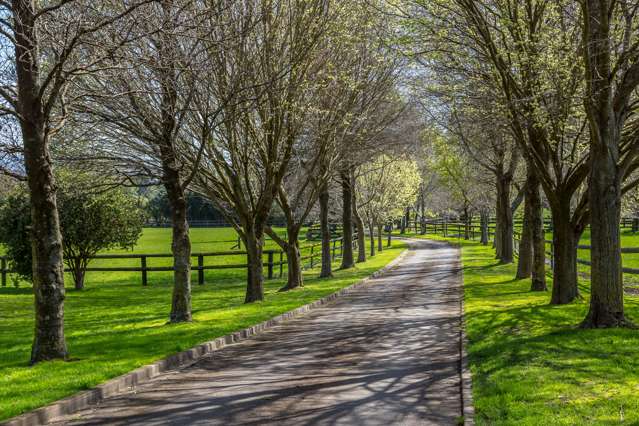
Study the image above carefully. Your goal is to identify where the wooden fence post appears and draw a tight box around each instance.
[332,239,336,260]
[141,255,148,286]
[267,251,274,279]
[198,254,204,285]
[279,251,283,278]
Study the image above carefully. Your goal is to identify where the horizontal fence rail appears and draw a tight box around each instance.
[0,234,359,287]
[413,218,639,282]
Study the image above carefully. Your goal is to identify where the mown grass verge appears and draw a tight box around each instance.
[413,233,639,425]
[0,228,406,421]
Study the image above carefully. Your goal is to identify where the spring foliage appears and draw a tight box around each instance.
[0,174,145,286]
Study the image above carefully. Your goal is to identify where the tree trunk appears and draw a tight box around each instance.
[579,0,630,327]
[369,222,375,256]
[319,183,332,278]
[377,224,383,252]
[516,173,535,279]
[72,263,85,291]
[165,179,192,323]
[463,207,470,240]
[480,211,489,245]
[529,172,547,291]
[582,140,625,327]
[244,227,265,303]
[340,170,354,269]
[387,223,392,247]
[420,193,426,234]
[283,238,303,291]
[550,205,580,305]
[14,1,68,364]
[495,175,513,263]
[352,172,366,263]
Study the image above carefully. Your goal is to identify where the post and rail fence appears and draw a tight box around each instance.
[411,217,639,282]
[0,234,359,287]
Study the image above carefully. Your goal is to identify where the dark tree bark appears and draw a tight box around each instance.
[319,183,332,278]
[158,23,192,322]
[387,223,392,247]
[420,192,426,234]
[463,206,471,240]
[285,239,303,290]
[73,269,85,291]
[13,1,68,364]
[582,142,624,325]
[480,210,489,245]
[579,0,634,328]
[495,174,514,263]
[529,172,547,291]
[243,225,265,303]
[550,204,581,304]
[163,178,192,323]
[401,207,410,234]
[351,170,366,263]
[369,222,375,256]
[265,225,303,291]
[377,224,383,252]
[353,198,366,263]
[67,257,87,291]
[340,170,355,269]
[516,173,535,279]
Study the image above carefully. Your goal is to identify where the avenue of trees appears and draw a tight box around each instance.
[0,0,423,364]
[1,0,639,365]
[396,0,639,328]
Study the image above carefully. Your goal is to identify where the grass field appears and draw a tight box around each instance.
[0,227,407,421]
[413,233,639,425]
[398,223,639,285]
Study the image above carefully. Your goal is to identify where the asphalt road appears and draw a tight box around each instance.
[53,239,464,426]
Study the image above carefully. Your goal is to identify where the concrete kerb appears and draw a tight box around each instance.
[3,248,410,426]
[457,246,475,426]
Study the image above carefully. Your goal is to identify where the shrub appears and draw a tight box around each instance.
[0,175,146,289]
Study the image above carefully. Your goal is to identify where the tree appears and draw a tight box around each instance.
[580,0,639,327]
[0,175,145,290]
[188,0,333,302]
[429,132,493,241]
[357,155,420,255]
[58,180,145,290]
[0,0,152,363]
[74,0,206,323]
[400,0,590,304]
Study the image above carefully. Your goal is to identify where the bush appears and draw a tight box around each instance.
[0,174,146,289]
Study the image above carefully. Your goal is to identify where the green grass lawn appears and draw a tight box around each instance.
[397,224,639,284]
[413,232,639,425]
[0,227,406,421]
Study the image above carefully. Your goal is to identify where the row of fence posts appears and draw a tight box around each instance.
[0,237,353,287]
[0,250,286,288]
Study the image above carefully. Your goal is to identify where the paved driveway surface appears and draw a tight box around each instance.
[53,239,463,426]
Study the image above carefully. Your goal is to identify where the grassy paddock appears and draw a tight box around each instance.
[0,227,406,421]
[413,233,639,425]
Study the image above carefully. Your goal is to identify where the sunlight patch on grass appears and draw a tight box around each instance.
[0,228,406,421]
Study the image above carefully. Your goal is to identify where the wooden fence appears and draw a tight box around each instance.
[416,219,639,280]
[0,235,357,287]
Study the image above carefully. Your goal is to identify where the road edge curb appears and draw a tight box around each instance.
[3,248,410,426]
[457,245,475,425]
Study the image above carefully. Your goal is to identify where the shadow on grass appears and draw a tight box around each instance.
[0,287,32,295]
[459,239,639,424]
